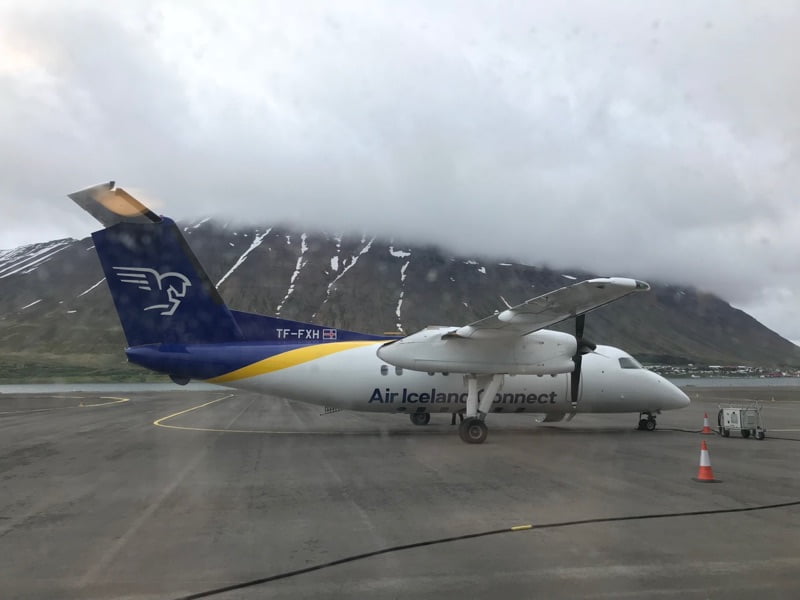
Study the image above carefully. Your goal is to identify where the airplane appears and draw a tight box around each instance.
[68,181,690,444]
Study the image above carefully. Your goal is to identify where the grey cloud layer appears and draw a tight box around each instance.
[1,1,798,342]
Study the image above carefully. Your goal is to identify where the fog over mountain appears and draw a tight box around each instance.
[2,220,799,372]
[1,2,798,343]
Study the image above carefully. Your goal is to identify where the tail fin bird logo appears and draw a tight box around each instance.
[112,266,192,316]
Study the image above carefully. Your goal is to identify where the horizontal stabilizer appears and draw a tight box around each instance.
[68,181,161,227]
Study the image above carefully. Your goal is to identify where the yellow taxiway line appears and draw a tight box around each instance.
[152,394,453,436]
[0,396,129,415]
[153,395,236,430]
[80,396,129,407]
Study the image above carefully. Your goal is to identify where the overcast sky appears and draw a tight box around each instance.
[1,1,798,344]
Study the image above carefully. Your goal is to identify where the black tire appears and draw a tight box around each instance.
[459,418,488,444]
[722,428,730,437]
[637,419,648,431]
[756,431,765,440]
[410,412,431,426]
[645,418,657,432]
[741,429,751,439]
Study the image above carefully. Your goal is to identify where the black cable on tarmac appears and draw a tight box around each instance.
[173,498,800,600]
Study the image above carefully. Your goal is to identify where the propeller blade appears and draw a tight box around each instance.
[571,353,582,407]
[571,314,591,408]
[575,314,585,339]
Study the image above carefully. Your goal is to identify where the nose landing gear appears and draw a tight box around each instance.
[637,411,657,431]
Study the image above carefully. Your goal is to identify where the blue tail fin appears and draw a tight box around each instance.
[70,181,391,352]
[71,182,243,346]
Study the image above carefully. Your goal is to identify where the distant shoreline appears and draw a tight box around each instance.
[2,377,800,395]
[670,376,800,388]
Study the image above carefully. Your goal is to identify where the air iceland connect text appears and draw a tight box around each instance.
[369,388,558,404]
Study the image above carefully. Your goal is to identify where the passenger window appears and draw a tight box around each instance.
[619,357,643,369]
[380,365,388,376]
[395,366,404,375]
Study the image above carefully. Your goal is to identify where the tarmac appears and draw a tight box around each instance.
[1,385,799,599]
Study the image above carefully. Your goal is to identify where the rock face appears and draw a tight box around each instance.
[1,219,799,369]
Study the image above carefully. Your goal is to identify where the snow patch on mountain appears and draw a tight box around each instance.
[184,217,210,232]
[0,240,73,279]
[321,236,374,307]
[395,260,411,332]
[78,278,106,297]
[332,236,342,272]
[389,246,411,258]
[20,299,42,310]
[217,228,272,287]
[276,233,308,315]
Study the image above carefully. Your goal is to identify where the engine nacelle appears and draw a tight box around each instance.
[377,327,577,375]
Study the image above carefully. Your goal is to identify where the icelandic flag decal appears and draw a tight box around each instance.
[322,329,337,340]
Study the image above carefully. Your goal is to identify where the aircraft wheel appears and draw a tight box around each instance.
[644,418,657,432]
[459,418,488,444]
[410,412,431,426]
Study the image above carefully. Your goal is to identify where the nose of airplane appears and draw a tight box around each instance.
[659,374,690,409]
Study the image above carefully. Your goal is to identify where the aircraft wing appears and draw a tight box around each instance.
[447,277,650,339]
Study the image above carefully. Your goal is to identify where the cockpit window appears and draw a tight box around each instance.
[619,357,643,369]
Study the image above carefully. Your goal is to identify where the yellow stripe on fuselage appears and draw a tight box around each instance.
[207,341,382,384]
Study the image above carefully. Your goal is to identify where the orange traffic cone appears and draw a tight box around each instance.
[693,440,719,483]
[701,412,713,434]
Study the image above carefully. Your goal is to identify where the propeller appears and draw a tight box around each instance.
[570,314,596,409]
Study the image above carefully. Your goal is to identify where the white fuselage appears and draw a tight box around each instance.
[213,342,690,416]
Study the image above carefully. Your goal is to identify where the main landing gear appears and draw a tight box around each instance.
[410,412,431,426]
[459,418,488,443]
[637,411,658,431]
[457,373,504,444]
[407,374,504,443]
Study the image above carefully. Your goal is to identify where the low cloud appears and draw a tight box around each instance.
[1,1,798,341]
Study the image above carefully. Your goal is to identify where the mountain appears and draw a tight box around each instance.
[1,219,799,381]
